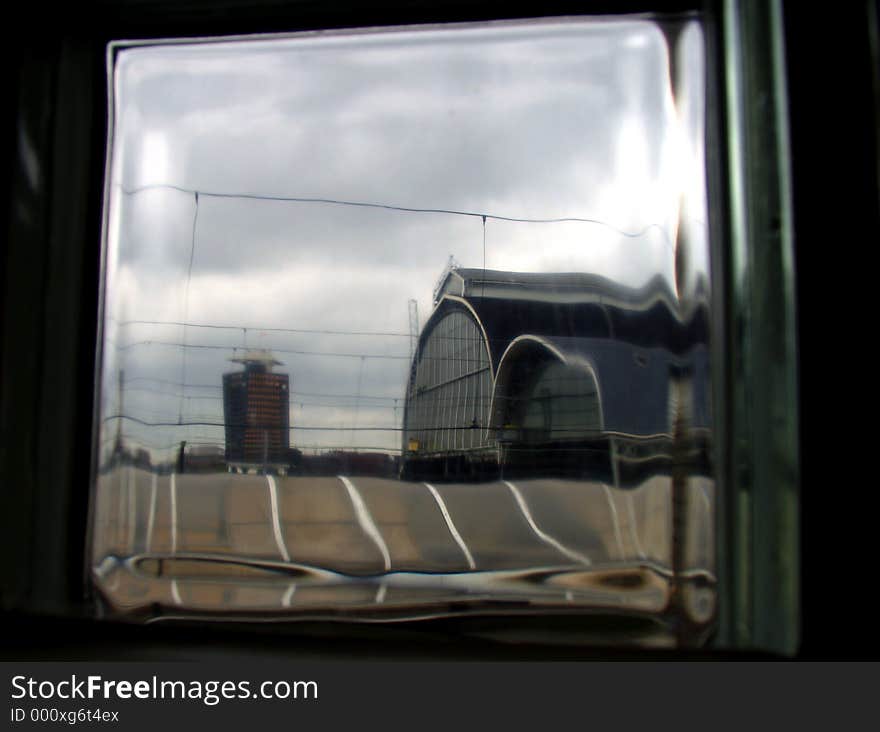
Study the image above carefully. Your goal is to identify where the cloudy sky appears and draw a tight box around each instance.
[99,16,709,461]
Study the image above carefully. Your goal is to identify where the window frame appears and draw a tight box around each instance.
[0,0,807,657]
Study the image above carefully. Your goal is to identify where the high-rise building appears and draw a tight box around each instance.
[222,350,290,473]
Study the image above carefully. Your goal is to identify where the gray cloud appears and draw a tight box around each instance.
[101,17,709,461]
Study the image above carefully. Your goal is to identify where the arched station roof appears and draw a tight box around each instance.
[417,268,709,378]
[489,334,606,433]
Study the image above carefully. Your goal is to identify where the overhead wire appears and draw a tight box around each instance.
[109,183,678,457]
[179,191,200,423]
[118,182,673,242]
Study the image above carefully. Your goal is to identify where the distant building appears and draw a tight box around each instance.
[401,266,711,482]
[222,350,290,474]
[184,445,226,473]
[297,450,397,478]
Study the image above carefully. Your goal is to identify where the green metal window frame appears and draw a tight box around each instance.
[711,0,800,655]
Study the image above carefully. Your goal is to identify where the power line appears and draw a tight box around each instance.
[179,191,200,422]
[121,377,408,402]
[124,386,223,401]
[119,385,572,409]
[113,318,411,338]
[115,340,411,360]
[104,414,606,434]
[104,415,408,430]
[125,376,221,389]
[114,339,498,365]
[118,182,671,240]
[123,384,403,403]
[121,375,603,402]
[111,317,526,346]
[103,433,226,450]
[104,434,403,455]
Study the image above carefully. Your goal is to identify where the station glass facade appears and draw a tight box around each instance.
[405,307,492,456]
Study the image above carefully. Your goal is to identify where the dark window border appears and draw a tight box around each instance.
[1,0,843,658]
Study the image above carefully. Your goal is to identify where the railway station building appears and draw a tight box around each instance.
[400,266,710,482]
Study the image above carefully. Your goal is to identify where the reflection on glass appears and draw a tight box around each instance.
[92,15,715,646]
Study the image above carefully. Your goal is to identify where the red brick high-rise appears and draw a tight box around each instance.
[222,350,289,473]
